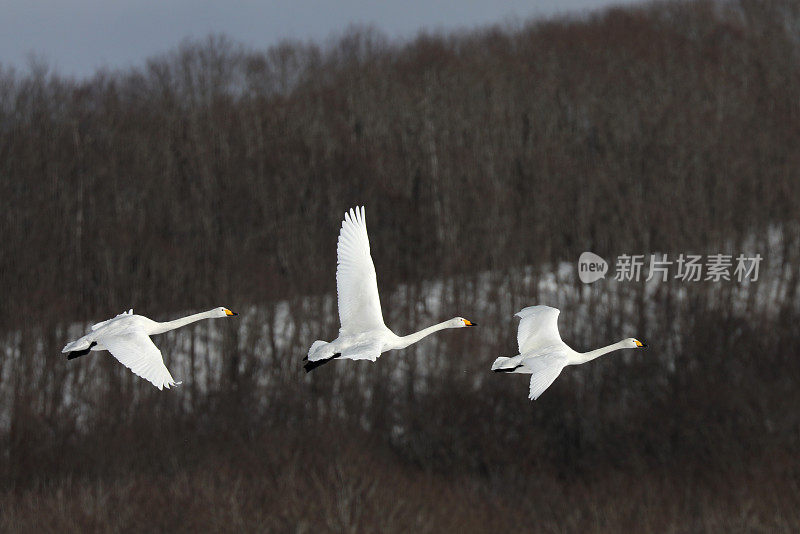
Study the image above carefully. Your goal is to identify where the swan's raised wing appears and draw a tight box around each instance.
[90,309,133,331]
[523,352,567,400]
[515,305,563,354]
[336,206,386,333]
[99,332,181,390]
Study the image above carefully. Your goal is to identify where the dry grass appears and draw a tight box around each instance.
[3,416,800,532]
[3,438,798,533]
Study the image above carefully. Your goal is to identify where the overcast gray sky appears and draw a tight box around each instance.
[1,0,639,78]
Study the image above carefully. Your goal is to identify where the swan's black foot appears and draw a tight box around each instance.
[493,365,522,373]
[66,341,97,360]
[303,354,339,373]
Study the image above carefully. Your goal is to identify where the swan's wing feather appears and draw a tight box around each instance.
[91,309,133,331]
[523,352,567,400]
[99,332,180,391]
[340,339,383,361]
[515,305,563,354]
[336,206,386,333]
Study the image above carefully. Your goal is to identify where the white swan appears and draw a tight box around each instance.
[492,305,646,400]
[304,206,476,372]
[62,307,238,390]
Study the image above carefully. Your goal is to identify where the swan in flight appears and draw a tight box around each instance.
[62,307,238,390]
[492,305,646,400]
[304,206,476,372]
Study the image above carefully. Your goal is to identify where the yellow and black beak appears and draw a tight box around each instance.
[635,339,647,348]
[224,309,238,317]
[464,319,477,327]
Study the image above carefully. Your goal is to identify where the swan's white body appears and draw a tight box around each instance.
[492,305,645,400]
[305,206,474,371]
[62,307,237,390]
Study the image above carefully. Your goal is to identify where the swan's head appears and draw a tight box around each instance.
[452,317,477,328]
[625,338,647,349]
[215,307,238,318]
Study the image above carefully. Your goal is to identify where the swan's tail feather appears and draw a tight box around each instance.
[491,356,520,372]
[305,340,337,372]
[62,338,87,353]
[307,340,334,361]
[309,340,327,353]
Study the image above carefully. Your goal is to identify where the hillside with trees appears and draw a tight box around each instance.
[1,0,800,530]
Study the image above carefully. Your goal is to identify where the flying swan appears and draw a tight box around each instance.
[62,307,238,390]
[304,206,476,372]
[492,305,646,400]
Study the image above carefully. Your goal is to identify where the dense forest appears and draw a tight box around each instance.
[2,0,800,531]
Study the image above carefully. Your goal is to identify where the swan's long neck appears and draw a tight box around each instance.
[569,340,629,365]
[394,321,455,350]
[149,310,217,335]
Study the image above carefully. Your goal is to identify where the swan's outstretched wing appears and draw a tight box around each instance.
[523,352,567,400]
[99,332,180,390]
[336,206,386,333]
[515,305,563,354]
